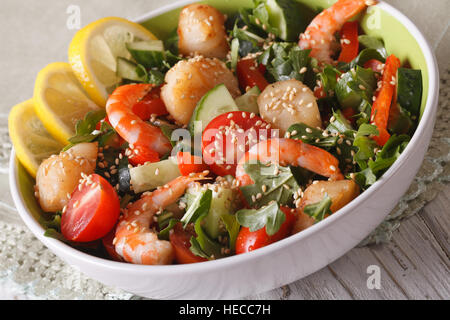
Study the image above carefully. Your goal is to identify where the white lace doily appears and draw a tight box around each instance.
[0,68,448,300]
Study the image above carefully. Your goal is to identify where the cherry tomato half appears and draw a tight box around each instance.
[236,58,269,92]
[201,111,274,176]
[169,223,208,264]
[235,206,297,254]
[61,174,120,242]
[176,151,209,176]
[132,86,168,121]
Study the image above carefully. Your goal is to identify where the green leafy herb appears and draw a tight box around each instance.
[335,66,377,110]
[147,69,165,86]
[180,189,212,226]
[317,65,342,96]
[189,214,224,259]
[258,43,312,84]
[357,35,388,60]
[63,109,108,151]
[158,218,179,241]
[239,161,299,208]
[236,201,285,236]
[220,214,241,252]
[348,48,386,70]
[303,194,332,222]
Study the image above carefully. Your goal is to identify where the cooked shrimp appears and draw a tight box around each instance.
[106,84,172,161]
[114,173,206,265]
[35,142,98,212]
[161,56,240,125]
[257,79,322,134]
[298,0,375,64]
[236,138,344,186]
[293,180,359,233]
[178,3,229,59]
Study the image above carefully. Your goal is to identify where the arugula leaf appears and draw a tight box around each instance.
[158,219,179,241]
[303,194,332,222]
[239,161,299,208]
[180,189,212,226]
[220,214,240,252]
[190,213,224,259]
[63,109,109,151]
[236,201,285,236]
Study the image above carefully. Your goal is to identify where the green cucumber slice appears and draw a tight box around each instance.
[126,40,165,69]
[129,157,180,193]
[265,0,307,41]
[188,84,239,136]
[116,57,147,82]
[235,86,261,114]
[203,187,237,239]
[396,68,422,117]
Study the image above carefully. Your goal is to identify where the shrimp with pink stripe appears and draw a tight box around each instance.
[114,173,207,265]
[298,0,377,64]
[106,84,172,164]
[235,138,344,187]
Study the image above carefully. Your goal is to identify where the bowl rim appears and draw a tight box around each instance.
[9,0,439,276]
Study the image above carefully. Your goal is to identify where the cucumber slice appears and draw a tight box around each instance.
[116,57,147,82]
[230,38,239,71]
[396,68,422,117]
[126,40,165,69]
[188,84,239,136]
[129,157,180,193]
[265,0,306,41]
[235,86,261,114]
[203,187,237,239]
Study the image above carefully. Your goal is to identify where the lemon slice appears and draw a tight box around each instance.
[68,17,158,107]
[9,99,65,178]
[33,62,101,144]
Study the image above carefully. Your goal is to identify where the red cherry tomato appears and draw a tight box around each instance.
[101,226,124,262]
[61,174,120,242]
[169,223,208,264]
[341,107,356,125]
[338,21,359,63]
[364,59,384,73]
[127,144,160,166]
[201,111,274,176]
[132,86,168,121]
[235,206,297,254]
[236,58,269,92]
[176,151,208,176]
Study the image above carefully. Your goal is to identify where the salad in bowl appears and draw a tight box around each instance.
[9,0,429,274]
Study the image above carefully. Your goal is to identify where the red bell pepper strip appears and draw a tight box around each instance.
[236,58,269,92]
[338,21,359,63]
[370,54,401,146]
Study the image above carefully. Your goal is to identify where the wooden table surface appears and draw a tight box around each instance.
[1,0,449,300]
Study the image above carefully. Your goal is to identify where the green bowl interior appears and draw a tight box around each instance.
[17,0,430,226]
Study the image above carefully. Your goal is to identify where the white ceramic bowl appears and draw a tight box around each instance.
[9,0,439,299]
